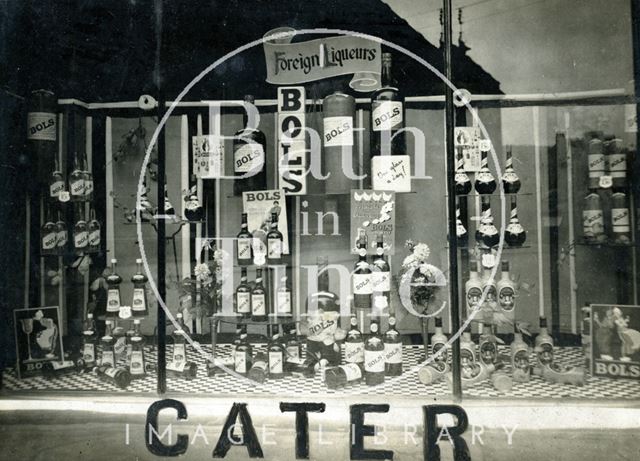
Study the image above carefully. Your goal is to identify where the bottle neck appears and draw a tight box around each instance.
[381,61,392,87]
[480,151,488,168]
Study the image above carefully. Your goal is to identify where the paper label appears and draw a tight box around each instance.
[277,292,291,315]
[236,292,250,313]
[371,155,411,192]
[267,238,282,259]
[42,232,56,250]
[342,363,363,381]
[454,127,481,172]
[70,178,85,198]
[89,229,100,247]
[345,341,365,363]
[269,351,284,374]
[364,349,385,373]
[173,344,186,363]
[107,289,121,312]
[599,175,613,189]
[323,116,353,147]
[612,208,631,232]
[251,294,266,315]
[588,154,606,176]
[609,154,627,178]
[237,238,252,261]
[235,143,265,174]
[235,351,247,373]
[385,342,403,364]
[83,344,95,363]
[101,351,115,367]
[27,112,57,141]
[74,230,88,249]
[50,180,64,198]
[372,271,391,292]
[372,101,403,131]
[103,367,119,378]
[132,288,146,312]
[583,209,604,235]
[130,351,144,372]
[353,273,373,295]
[167,360,186,373]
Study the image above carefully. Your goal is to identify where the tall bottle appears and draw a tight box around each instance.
[276,275,292,318]
[131,258,149,317]
[371,52,405,156]
[454,147,472,195]
[505,196,526,247]
[384,316,402,376]
[345,316,365,364]
[106,259,122,315]
[41,206,57,255]
[465,259,483,313]
[496,261,516,316]
[237,212,253,266]
[511,328,531,382]
[475,196,499,248]
[460,325,477,368]
[371,234,391,306]
[100,320,116,367]
[73,204,88,252]
[87,208,101,253]
[456,204,468,247]
[478,324,498,366]
[266,212,284,265]
[474,149,496,194]
[324,91,356,193]
[285,324,302,360]
[606,137,627,190]
[251,268,267,322]
[501,146,521,194]
[69,154,86,202]
[129,319,146,379]
[587,135,605,190]
[82,313,98,368]
[233,95,267,196]
[28,90,58,183]
[268,325,286,379]
[353,241,373,309]
[535,316,554,367]
[583,189,605,243]
[430,317,448,364]
[234,326,252,376]
[172,312,188,363]
[364,322,385,386]
[611,192,631,244]
[235,267,251,318]
[55,209,67,255]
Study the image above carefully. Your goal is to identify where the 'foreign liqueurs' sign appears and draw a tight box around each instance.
[263,28,382,91]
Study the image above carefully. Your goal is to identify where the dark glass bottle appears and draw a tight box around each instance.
[234,326,252,376]
[163,182,175,216]
[106,259,122,316]
[268,325,286,379]
[42,359,83,378]
[69,154,85,202]
[251,268,267,322]
[81,313,97,368]
[276,275,292,317]
[325,363,364,390]
[95,365,131,389]
[353,242,372,309]
[49,160,65,200]
[129,319,146,379]
[172,312,188,363]
[235,267,251,318]
[73,204,88,252]
[384,316,402,376]
[41,206,57,255]
[131,258,149,317]
[100,320,116,367]
[266,212,283,265]
[501,146,521,194]
[233,95,267,196]
[371,234,390,307]
[505,196,526,247]
[474,150,496,194]
[475,196,499,248]
[371,52,405,156]
[166,361,197,379]
[87,207,101,253]
[55,209,67,255]
[82,153,93,200]
[285,325,301,360]
[455,204,468,247]
[364,321,385,386]
[236,212,253,266]
[344,316,364,364]
[454,147,472,195]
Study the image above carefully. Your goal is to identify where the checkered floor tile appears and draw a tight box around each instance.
[2,345,639,399]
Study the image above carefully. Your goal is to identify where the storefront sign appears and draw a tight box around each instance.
[350,190,395,254]
[277,86,307,195]
[371,154,412,192]
[264,29,381,91]
[590,304,640,379]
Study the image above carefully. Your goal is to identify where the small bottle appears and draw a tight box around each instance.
[611,192,631,244]
[41,207,57,255]
[236,212,253,266]
[511,328,531,383]
[325,363,365,390]
[248,353,269,383]
[475,196,499,248]
[276,276,292,318]
[371,234,391,307]
[353,241,373,309]
[344,316,365,364]
[266,212,284,264]
[87,208,101,253]
[69,155,86,201]
[268,326,286,379]
[535,316,554,367]
[55,209,68,255]
[172,312,188,363]
[129,319,146,379]
[474,149,496,194]
[478,324,498,366]
[606,138,627,190]
[454,147,472,195]
[505,196,526,247]
[460,325,477,368]
[501,146,521,194]
[166,361,197,379]
[73,204,88,252]
[95,365,131,389]
[587,135,606,190]
[465,259,483,313]
[481,269,498,311]
[371,52,405,156]
[496,261,516,316]
[455,204,468,247]
[82,154,93,200]
[106,259,122,316]
[235,267,251,318]
[364,322,385,386]
[251,268,267,322]
[131,259,149,317]
[234,326,252,376]
[583,189,605,243]
[384,316,402,376]
[100,320,116,367]
[430,317,448,364]
[49,160,65,200]
[285,325,301,360]
[81,313,97,368]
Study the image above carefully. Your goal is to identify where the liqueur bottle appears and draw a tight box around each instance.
[166,361,197,379]
[606,137,627,190]
[505,196,526,247]
[100,320,116,367]
[131,259,149,317]
[285,325,302,360]
[465,259,483,313]
[611,192,631,244]
[129,319,146,379]
[172,312,188,363]
[364,322,385,386]
[454,147,472,195]
[325,363,364,390]
[430,317,448,364]
[234,326,252,376]
[106,259,122,316]
[456,204,468,247]
[535,316,554,367]
[55,209,68,255]
[276,275,292,318]
[248,353,269,383]
[460,325,477,369]
[82,153,93,200]
[235,267,251,318]
[344,316,365,364]
[268,326,286,379]
[496,261,516,316]
[236,212,253,266]
[266,212,284,265]
[478,324,498,366]
[384,316,402,376]
[583,189,605,243]
[353,241,373,309]
[95,365,131,389]
[87,208,101,253]
[501,146,521,194]
[475,196,499,248]
[41,206,57,255]
[474,149,496,194]
[287,352,321,378]
[371,234,391,306]
[481,268,498,311]
[42,359,84,378]
[183,184,203,221]
[511,328,531,383]
[371,52,405,156]
[251,268,267,322]
[324,91,356,193]
[233,95,267,196]
[81,313,98,368]
[69,154,86,202]
[587,134,605,190]
[73,204,89,252]
[49,160,65,200]
[28,89,58,183]
[163,182,175,216]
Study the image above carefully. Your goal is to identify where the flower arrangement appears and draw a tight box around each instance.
[397,240,444,316]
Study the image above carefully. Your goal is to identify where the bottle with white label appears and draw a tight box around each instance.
[460,325,477,369]
[481,268,498,311]
[233,95,267,196]
[430,317,448,364]
[475,196,499,248]
[344,316,365,364]
[81,153,93,200]
[129,319,146,379]
[285,324,302,360]
[248,353,269,383]
[82,313,97,368]
[371,52,405,156]
[371,233,391,306]
[454,147,472,195]
[505,196,526,247]
[100,320,116,367]
[325,363,365,390]
[131,259,149,317]
[364,322,385,386]
[235,267,251,318]
[606,137,627,190]
[183,184,203,221]
[234,326,252,376]
[268,325,285,379]
[276,275,292,317]
[95,365,131,389]
[55,209,67,255]
[583,189,605,243]
[501,146,521,194]
[474,149,496,194]
[496,261,516,316]
[166,360,197,380]
[106,259,122,315]
[73,203,89,252]
[41,207,57,255]
[611,192,631,244]
[511,328,531,383]
[236,212,253,266]
[587,134,606,190]
[266,212,283,265]
[535,316,554,367]
[87,208,101,253]
[69,155,85,202]
[323,91,356,193]
[384,316,403,376]
[353,242,373,309]
[465,259,483,314]
[49,160,65,201]
[479,324,498,366]
[251,268,267,322]
[172,313,188,363]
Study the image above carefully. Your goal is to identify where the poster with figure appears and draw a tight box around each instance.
[13,306,65,379]
[350,190,395,255]
[242,189,290,257]
[590,304,640,379]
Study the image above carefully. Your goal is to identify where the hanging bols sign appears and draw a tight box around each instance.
[277,86,307,195]
[27,89,58,183]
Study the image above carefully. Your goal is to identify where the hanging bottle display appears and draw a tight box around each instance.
[54,209,67,255]
[41,206,56,255]
[73,204,88,252]
[87,208,101,253]
[583,189,605,243]
[587,134,605,189]
[131,258,149,317]
[505,195,526,247]
[611,191,631,244]
[323,91,356,193]
[233,95,267,196]
[474,149,496,194]
[27,89,57,184]
[501,146,521,194]
[475,196,499,248]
